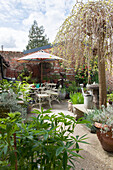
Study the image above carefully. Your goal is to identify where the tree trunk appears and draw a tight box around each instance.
[98,37,107,108]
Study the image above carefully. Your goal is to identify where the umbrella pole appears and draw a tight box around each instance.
[41,62,43,83]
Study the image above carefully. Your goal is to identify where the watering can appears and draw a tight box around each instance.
[80,84,93,109]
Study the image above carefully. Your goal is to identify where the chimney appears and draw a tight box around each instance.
[1,45,3,51]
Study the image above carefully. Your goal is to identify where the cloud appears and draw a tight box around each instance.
[0,0,76,51]
[22,0,75,43]
[0,27,28,51]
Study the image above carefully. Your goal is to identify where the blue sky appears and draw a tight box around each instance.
[0,0,77,52]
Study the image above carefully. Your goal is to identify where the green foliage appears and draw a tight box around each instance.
[0,90,27,118]
[84,105,113,131]
[26,20,50,50]
[0,112,22,169]
[18,69,32,83]
[0,79,12,92]
[107,92,113,102]
[75,64,98,86]
[0,79,32,118]
[0,79,31,104]
[60,87,66,94]
[70,92,84,104]
[0,108,89,169]
[67,81,81,93]
[53,0,113,107]
[75,65,88,86]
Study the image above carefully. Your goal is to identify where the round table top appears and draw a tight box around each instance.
[36,94,49,97]
[46,83,56,86]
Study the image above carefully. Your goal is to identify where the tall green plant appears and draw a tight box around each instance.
[70,92,84,104]
[0,112,22,169]
[0,108,89,169]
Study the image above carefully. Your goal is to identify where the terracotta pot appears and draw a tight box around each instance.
[94,122,108,129]
[95,122,113,152]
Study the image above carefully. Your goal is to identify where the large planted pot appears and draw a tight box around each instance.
[95,122,113,152]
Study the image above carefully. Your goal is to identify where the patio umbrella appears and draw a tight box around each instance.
[17,51,63,82]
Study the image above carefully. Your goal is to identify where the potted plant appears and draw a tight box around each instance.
[86,105,113,152]
[59,87,66,99]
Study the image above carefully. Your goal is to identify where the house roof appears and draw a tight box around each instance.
[23,44,53,55]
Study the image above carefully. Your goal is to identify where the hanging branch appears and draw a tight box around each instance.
[53,0,113,107]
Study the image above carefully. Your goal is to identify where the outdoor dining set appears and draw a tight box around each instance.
[16,50,64,109]
[29,82,61,109]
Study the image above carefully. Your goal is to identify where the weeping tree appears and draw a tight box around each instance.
[53,0,113,108]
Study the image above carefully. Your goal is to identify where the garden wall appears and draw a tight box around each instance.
[0,50,113,91]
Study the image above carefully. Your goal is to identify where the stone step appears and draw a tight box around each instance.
[72,104,94,119]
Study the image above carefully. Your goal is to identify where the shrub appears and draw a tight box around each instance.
[70,92,84,104]
[0,108,89,169]
[67,81,81,94]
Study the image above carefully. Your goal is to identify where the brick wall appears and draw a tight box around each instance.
[0,50,64,82]
[0,50,113,91]
[0,51,24,78]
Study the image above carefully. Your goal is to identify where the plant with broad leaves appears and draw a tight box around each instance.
[0,108,89,169]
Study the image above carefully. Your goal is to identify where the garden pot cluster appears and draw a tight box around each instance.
[85,105,113,153]
[95,122,113,152]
